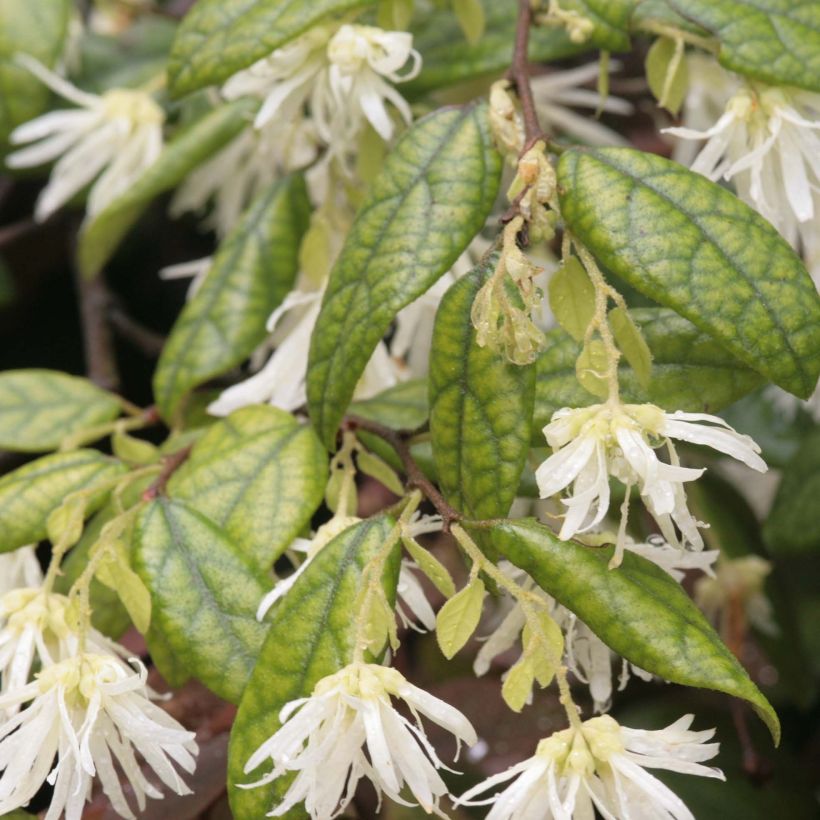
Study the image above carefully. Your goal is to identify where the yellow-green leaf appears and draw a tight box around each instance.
[453,0,486,44]
[548,257,596,342]
[402,535,456,598]
[645,36,688,114]
[96,542,152,634]
[609,306,652,387]
[436,577,485,659]
[576,338,609,398]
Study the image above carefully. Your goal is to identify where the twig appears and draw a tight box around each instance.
[142,446,193,501]
[109,304,166,357]
[74,271,120,393]
[509,0,542,145]
[344,415,462,530]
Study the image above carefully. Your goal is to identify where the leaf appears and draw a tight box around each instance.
[764,429,820,555]
[575,339,609,399]
[453,0,486,44]
[356,449,404,496]
[436,577,485,659]
[402,535,456,598]
[670,0,820,92]
[133,498,271,703]
[168,0,377,97]
[169,406,327,571]
[154,174,310,421]
[0,0,71,147]
[78,99,256,278]
[561,0,634,50]
[631,0,713,38]
[488,518,780,743]
[404,0,589,97]
[350,379,429,430]
[95,541,152,634]
[548,257,596,342]
[429,259,536,519]
[609,306,652,387]
[227,516,398,820]
[307,103,501,448]
[645,36,688,114]
[0,450,125,553]
[535,308,764,434]
[0,369,121,452]
[558,147,820,398]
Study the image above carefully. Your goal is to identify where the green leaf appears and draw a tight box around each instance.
[0,450,125,553]
[561,0,634,50]
[0,369,121,452]
[402,534,456,598]
[133,498,271,703]
[645,36,688,114]
[453,0,486,44]
[488,518,780,743]
[548,257,596,342]
[764,429,820,555]
[350,379,429,430]
[227,516,398,820]
[95,541,152,634]
[307,103,501,448]
[575,338,609,399]
[670,0,820,92]
[78,99,256,278]
[405,0,589,97]
[154,174,310,421]
[169,406,327,571]
[0,0,71,147]
[168,0,376,97]
[535,308,764,434]
[558,147,820,398]
[436,577,485,659]
[609,306,652,387]
[631,0,713,38]
[429,259,536,518]
[356,449,404,495]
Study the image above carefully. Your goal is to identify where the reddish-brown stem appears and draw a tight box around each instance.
[343,415,462,530]
[142,445,193,501]
[510,0,542,145]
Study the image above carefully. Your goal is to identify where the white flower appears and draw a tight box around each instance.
[535,402,766,558]
[457,713,723,820]
[208,286,404,415]
[0,653,198,820]
[222,23,420,162]
[6,55,164,221]
[242,662,476,818]
[0,547,42,597]
[531,62,633,146]
[695,555,778,637]
[665,82,820,249]
[170,117,318,237]
[0,588,127,711]
[159,255,212,300]
[476,542,718,712]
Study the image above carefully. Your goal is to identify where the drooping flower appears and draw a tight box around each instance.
[0,653,198,820]
[695,555,778,637]
[665,81,820,252]
[535,403,766,558]
[457,713,723,820]
[242,662,476,818]
[0,547,42,597]
[476,540,718,712]
[532,61,634,146]
[6,55,164,221]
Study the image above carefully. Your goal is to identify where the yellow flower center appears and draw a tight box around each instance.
[102,89,164,126]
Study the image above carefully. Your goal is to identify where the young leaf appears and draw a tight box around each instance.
[436,577,485,659]
[609,306,652,387]
[307,103,501,448]
[227,516,398,820]
[535,308,764,433]
[575,338,609,398]
[0,370,121,453]
[154,174,310,422]
[560,0,633,50]
[429,259,535,519]
[645,36,688,114]
[95,541,152,634]
[0,0,71,146]
[487,518,780,744]
[669,0,820,93]
[548,257,596,342]
[78,99,256,278]
[453,0,486,44]
[402,535,456,598]
[558,147,820,398]
[169,406,327,571]
[0,450,125,553]
[168,0,378,97]
[350,379,429,430]
[501,656,537,713]
[133,498,271,703]
[356,449,404,496]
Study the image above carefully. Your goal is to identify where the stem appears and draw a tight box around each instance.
[75,270,120,393]
[557,666,583,730]
[510,0,541,146]
[344,416,462,530]
[142,446,193,501]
